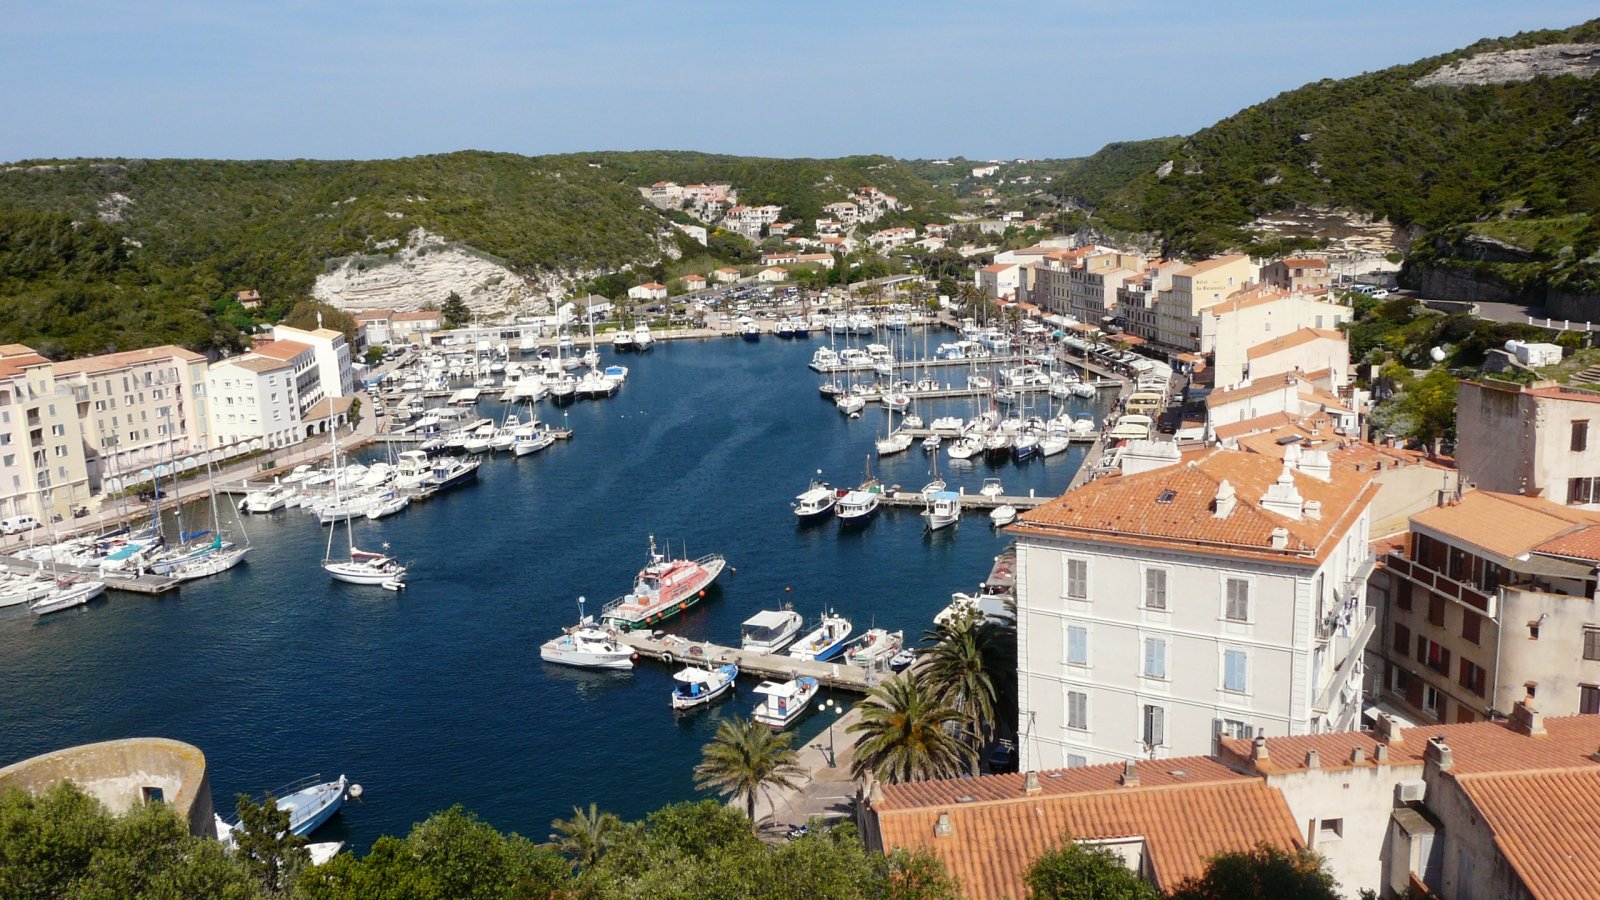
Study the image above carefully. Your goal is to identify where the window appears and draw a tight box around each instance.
[1144,638,1167,680]
[1066,625,1088,666]
[1575,420,1592,452]
[140,786,165,804]
[1459,659,1487,697]
[1067,691,1088,730]
[1585,628,1600,662]
[1142,705,1165,748]
[1424,684,1441,716]
[1317,818,1344,841]
[1418,636,1451,674]
[1393,622,1411,656]
[1531,623,1542,640]
[1582,685,1600,716]
[1462,610,1482,645]
[1570,477,1600,505]
[1065,558,1088,600]
[1144,568,1168,610]
[1223,650,1248,693]
[1391,665,1412,696]
[1428,594,1445,627]
[1219,718,1253,740]
[1224,578,1250,622]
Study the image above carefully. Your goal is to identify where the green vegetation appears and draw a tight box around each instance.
[1024,838,1161,900]
[1168,844,1345,900]
[848,674,973,783]
[692,715,806,829]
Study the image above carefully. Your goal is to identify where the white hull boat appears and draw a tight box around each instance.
[541,619,635,670]
[922,490,961,531]
[875,431,913,456]
[671,663,737,710]
[990,504,1018,527]
[740,609,804,653]
[170,546,249,582]
[788,613,853,662]
[752,676,818,730]
[845,628,904,666]
[29,579,106,616]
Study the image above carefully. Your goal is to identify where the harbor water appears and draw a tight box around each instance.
[0,334,1105,849]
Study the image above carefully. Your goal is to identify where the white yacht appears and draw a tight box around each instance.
[540,619,635,670]
[788,612,853,662]
[632,322,655,350]
[0,572,55,609]
[29,578,106,616]
[751,676,819,730]
[611,329,635,351]
[922,490,961,532]
[835,394,865,416]
[740,609,804,653]
[243,481,294,514]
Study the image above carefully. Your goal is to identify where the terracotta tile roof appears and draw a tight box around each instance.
[1010,446,1378,565]
[50,345,205,376]
[215,356,291,375]
[1212,411,1298,441]
[1522,385,1600,404]
[251,340,313,361]
[1410,491,1600,560]
[981,263,1016,273]
[1206,373,1302,408]
[1246,328,1346,359]
[304,396,355,420]
[353,308,394,321]
[682,274,706,282]
[1211,285,1293,314]
[1280,257,1328,268]
[0,350,50,380]
[874,759,1302,898]
[1180,254,1250,276]
[1530,527,1600,563]
[1300,387,1354,415]
[392,310,441,322]
[1455,769,1600,900]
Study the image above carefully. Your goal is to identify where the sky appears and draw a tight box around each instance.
[2,1,1595,162]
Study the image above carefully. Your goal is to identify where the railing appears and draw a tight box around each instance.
[1313,606,1377,714]
[1383,552,1493,614]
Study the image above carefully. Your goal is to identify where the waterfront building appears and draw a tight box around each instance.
[1064,251,1143,326]
[0,344,92,520]
[975,262,1024,303]
[1011,445,1378,768]
[1206,371,1361,438]
[1115,259,1185,343]
[1373,489,1600,726]
[390,310,443,343]
[206,353,302,450]
[271,324,354,402]
[1454,378,1600,506]
[1150,254,1257,351]
[1261,256,1331,294]
[51,345,212,490]
[1207,288,1351,388]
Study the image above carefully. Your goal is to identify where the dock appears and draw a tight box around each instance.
[612,631,883,692]
[879,489,1051,513]
[0,554,179,595]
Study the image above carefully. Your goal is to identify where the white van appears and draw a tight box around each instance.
[1,515,40,535]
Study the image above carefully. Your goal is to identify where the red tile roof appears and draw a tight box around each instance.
[251,340,313,362]
[1410,491,1600,560]
[1246,327,1346,359]
[51,345,206,376]
[1456,769,1600,900]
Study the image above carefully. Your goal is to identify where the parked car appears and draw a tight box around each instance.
[1,515,41,535]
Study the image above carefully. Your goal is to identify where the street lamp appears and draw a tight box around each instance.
[821,698,845,767]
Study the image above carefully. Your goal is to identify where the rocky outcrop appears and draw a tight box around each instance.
[1415,43,1600,87]
[1248,206,1410,256]
[314,229,553,318]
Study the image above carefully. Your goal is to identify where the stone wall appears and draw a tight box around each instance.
[0,737,215,836]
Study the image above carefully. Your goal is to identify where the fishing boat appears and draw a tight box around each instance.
[751,676,819,730]
[922,490,961,532]
[740,608,805,653]
[541,599,636,669]
[835,487,879,526]
[671,663,738,710]
[775,319,795,339]
[889,649,916,672]
[845,628,904,666]
[740,320,761,341]
[792,477,841,521]
[990,504,1018,527]
[513,426,556,456]
[599,536,727,631]
[787,612,853,662]
[215,775,354,844]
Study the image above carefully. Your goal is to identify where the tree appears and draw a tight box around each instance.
[1396,366,1458,452]
[546,802,623,870]
[232,791,308,895]
[1168,844,1341,900]
[921,614,998,776]
[364,346,385,366]
[441,292,470,328]
[1025,838,1161,900]
[848,673,972,783]
[281,299,359,346]
[692,716,805,829]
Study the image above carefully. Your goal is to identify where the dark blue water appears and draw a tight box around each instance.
[0,335,1102,847]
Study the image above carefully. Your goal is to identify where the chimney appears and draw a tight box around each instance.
[934,812,953,837]
[869,780,884,805]
[1305,749,1321,770]
[1350,746,1366,764]
[1270,527,1290,550]
[1260,465,1305,520]
[1024,770,1041,795]
[1251,735,1269,762]
[1374,744,1390,765]
[1215,479,1237,518]
[1510,699,1546,736]
[1425,736,1453,773]
[1120,759,1140,788]
[1303,499,1322,520]
[1298,448,1333,482]
[1375,713,1404,745]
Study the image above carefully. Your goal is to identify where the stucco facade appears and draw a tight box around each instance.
[1455,379,1600,506]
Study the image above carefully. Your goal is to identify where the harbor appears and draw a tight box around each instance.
[612,631,882,692]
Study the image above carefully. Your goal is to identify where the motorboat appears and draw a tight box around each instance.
[600,536,727,631]
[603,364,629,385]
[889,649,916,672]
[775,319,795,339]
[0,573,55,609]
[577,369,617,398]
[922,490,961,532]
[990,505,1019,527]
[740,320,761,341]
[793,479,841,521]
[633,322,655,350]
[980,477,1005,499]
[541,606,636,670]
[845,628,904,666]
[835,487,880,526]
[280,464,318,485]
[740,608,805,653]
[922,434,942,452]
[425,456,481,492]
[788,612,853,662]
[752,676,818,730]
[547,372,578,404]
[810,347,841,371]
[512,427,556,456]
[216,775,353,844]
[29,578,106,616]
[671,663,738,710]
[793,319,810,338]
[611,329,636,351]
[243,481,294,514]
[875,430,913,456]
[1072,382,1096,399]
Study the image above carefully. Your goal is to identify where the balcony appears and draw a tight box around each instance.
[1384,552,1495,616]
[1313,606,1377,714]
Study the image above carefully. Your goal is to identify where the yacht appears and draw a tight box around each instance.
[740,609,804,653]
[752,676,819,730]
[947,434,981,461]
[922,434,942,452]
[810,347,840,372]
[425,455,481,492]
[547,372,578,404]
[243,481,294,514]
[1012,432,1040,462]
[365,493,410,520]
[29,578,106,616]
[325,545,406,587]
[982,431,1013,463]
[670,663,738,710]
[1039,433,1071,457]
[845,629,904,666]
[0,573,55,609]
[632,322,655,351]
[835,394,866,416]
[793,479,841,521]
[577,368,617,398]
[922,490,961,532]
[929,416,964,435]
[600,536,727,631]
[512,427,556,456]
[541,604,636,669]
[980,477,1005,499]
[611,329,636,352]
[787,612,853,662]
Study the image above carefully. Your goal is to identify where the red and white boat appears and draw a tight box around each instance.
[600,536,727,631]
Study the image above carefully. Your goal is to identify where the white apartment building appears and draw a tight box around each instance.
[1152,254,1257,351]
[0,345,92,519]
[206,355,301,449]
[271,324,353,401]
[51,345,211,488]
[1206,288,1350,387]
[245,340,322,423]
[1065,252,1143,325]
[1011,445,1378,769]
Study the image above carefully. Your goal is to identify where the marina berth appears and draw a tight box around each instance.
[751,675,819,730]
[788,612,853,662]
[670,662,738,710]
[740,608,805,653]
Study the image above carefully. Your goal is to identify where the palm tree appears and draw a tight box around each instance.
[922,614,998,776]
[693,716,805,829]
[848,673,972,783]
[546,802,622,870]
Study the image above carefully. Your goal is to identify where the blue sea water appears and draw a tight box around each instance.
[0,334,1103,848]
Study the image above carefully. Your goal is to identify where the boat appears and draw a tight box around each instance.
[793,478,841,521]
[982,431,1013,463]
[365,493,410,520]
[980,477,1005,499]
[1039,433,1071,457]
[875,430,913,456]
[541,600,636,669]
[947,435,981,460]
[835,487,880,526]
[775,319,795,339]
[513,426,556,456]
[922,434,942,452]
[215,775,353,844]
[547,371,578,404]
[740,320,761,341]
[922,490,961,532]
[671,663,738,710]
[835,394,865,416]
[1072,382,1096,399]
[1012,432,1039,462]
[169,543,249,582]
[787,612,853,661]
[751,676,819,730]
[845,628,904,666]
[633,322,655,350]
[611,329,636,351]
[990,504,1018,527]
[324,430,408,587]
[740,608,805,653]
[600,536,727,631]
[29,578,106,616]
[243,481,294,513]
[0,573,55,609]
[793,319,810,338]
[280,464,318,485]
[889,649,916,672]
[424,455,481,492]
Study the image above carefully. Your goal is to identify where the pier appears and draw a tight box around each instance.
[611,631,884,693]
[0,554,179,595]
[878,488,1051,513]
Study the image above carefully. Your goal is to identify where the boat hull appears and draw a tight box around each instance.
[601,556,727,631]
[671,674,735,710]
[540,644,635,669]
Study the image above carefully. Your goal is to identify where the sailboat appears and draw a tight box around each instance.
[320,428,407,587]
[169,458,251,582]
[28,489,106,615]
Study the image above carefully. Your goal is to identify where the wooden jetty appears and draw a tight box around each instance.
[0,554,179,595]
[878,489,1050,513]
[612,630,883,693]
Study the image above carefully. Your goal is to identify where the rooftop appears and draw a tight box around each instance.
[1456,768,1600,900]
[51,345,206,377]
[392,310,441,322]
[1246,327,1346,359]
[1409,490,1600,561]
[214,355,291,375]
[1180,253,1250,276]
[1279,257,1329,268]
[251,340,314,362]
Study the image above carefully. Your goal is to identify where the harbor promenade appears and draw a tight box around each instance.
[750,703,866,840]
